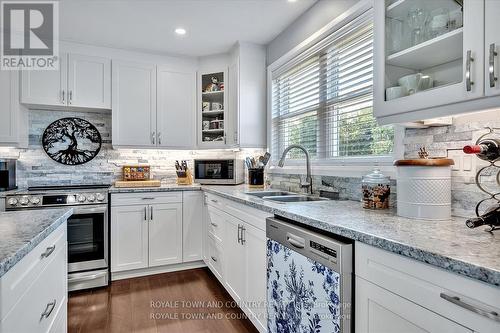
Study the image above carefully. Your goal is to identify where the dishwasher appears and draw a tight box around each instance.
[266,216,352,333]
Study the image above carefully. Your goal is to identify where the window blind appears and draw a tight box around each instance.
[271,8,394,161]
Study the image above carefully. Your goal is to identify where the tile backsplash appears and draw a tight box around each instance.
[268,110,500,217]
[0,109,264,188]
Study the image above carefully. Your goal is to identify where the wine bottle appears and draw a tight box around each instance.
[465,203,500,229]
[463,138,500,161]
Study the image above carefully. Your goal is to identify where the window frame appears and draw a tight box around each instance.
[266,0,403,176]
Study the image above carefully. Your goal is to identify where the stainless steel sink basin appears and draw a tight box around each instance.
[245,191,294,198]
[264,195,329,203]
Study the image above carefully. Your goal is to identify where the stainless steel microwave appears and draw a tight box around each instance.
[194,159,244,185]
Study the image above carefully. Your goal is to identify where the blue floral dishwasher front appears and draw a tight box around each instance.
[266,217,352,333]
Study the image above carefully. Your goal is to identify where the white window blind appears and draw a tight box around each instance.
[271,8,394,161]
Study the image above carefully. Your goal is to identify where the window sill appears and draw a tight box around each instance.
[268,164,397,179]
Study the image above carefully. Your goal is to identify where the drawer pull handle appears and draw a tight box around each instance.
[210,222,218,227]
[40,299,56,321]
[142,197,155,200]
[211,256,217,262]
[41,245,56,259]
[211,199,218,203]
[440,293,500,322]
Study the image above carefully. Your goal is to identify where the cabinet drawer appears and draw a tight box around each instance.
[207,205,225,243]
[1,237,67,332]
[0,222,66,319]
[207,235,223,282]
[111,192,182,206]
[356,242,500,332]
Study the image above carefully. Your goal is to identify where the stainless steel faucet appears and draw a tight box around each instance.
[278,144,313,195]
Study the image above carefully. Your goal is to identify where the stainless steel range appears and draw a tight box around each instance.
[5,184,110,291]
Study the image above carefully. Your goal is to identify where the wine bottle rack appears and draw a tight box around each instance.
[473,127,500,231]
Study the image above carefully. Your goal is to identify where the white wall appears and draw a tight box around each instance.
[266,0,360,65]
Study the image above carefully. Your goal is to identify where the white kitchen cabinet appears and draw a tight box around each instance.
[485,0,500,97]
[374,0,488,124]
[21,52,111,110]
[111,205,149,272]
[67,53,111,109]
[223,213,247,303]
[157,66,196,148]
[0,70,28,147]
[112,60,157,147]
[356,277,472,333]
[182,191,203,262]
[355,242,500,332]
[148,203,183,267]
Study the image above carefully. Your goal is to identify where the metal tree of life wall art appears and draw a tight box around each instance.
[42,118,102,165]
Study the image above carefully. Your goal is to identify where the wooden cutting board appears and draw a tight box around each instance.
[114,180,161,188]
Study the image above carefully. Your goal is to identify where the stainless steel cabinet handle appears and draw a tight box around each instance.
[466,50,474,91]
[150,206,153,221]
[211,256,217,262]
[40,299,56,320]
[158,132,162,145]
[489,43,498,88]
[286,232,305,249]
[241,226,246,245]
[61,90,65,104]
[69,90,73,104]
[211,199,218,204]
[151,132,156,145]
[144,206,147,220]
[141,197,155,200]
[237,224,242,244]
[41,245,56,259]
[210,222,218,227]
[440,293,500,322]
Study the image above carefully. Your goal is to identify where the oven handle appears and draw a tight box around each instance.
[68,271,107,282]
[70,205,107,215]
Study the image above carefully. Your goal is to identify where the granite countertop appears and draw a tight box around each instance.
[0,208,73,278]
[203,185,500,287]
[109,184,202,193]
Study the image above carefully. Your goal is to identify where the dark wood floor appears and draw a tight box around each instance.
[68,268,259,333]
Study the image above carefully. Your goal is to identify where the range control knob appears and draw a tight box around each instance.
[30,197,41,205]
[19,196,29,206]
[96,193,105,202]
[7,197,18,206]
[77,194,86,203]
[87,194,96,202]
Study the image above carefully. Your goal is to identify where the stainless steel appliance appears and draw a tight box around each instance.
[266,216,352,332]
[0,159,17,191]
[194,159,244,185]
[6,184,110,291]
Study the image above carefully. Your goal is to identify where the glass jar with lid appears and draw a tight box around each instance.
[362,169,391,209]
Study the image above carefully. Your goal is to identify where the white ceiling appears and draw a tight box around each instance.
[59,0,317,57]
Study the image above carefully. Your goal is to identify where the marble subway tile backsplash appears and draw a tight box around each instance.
[0,109,264,188]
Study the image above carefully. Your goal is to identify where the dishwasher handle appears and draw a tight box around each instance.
[286,232,306,249]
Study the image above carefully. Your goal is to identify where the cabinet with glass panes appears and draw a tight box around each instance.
[199,71,227,146]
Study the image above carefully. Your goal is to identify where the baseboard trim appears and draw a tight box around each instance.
[111,261,207,281]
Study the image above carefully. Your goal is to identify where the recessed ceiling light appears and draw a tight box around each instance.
[288,0,297,2]
[175,28,187,35]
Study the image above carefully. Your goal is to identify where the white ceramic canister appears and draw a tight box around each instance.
[395,158,455,220]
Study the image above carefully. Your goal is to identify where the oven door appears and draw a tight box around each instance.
[67,205,108,273]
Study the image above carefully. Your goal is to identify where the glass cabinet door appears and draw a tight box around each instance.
[374,0,485,120]
[199,71,226,145]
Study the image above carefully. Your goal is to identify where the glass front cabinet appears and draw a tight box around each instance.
[197,69,230,147]
[374,0,500,124]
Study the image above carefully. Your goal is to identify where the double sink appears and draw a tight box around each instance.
[245,190,329,203]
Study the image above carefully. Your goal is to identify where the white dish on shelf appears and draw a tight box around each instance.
[386,86,408,100]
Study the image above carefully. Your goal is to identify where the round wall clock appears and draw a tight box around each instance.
[42,117,102,165]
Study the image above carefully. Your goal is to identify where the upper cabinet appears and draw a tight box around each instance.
[485,0,500,97]
[0,70,28,147]
[21,53,111,110]
[374,0,500,124]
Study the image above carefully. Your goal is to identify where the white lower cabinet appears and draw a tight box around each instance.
[148,203,183,267]
[204,193,268,333]
[355,242,500,333]
[0,222,67,333]
[182,191,203,262]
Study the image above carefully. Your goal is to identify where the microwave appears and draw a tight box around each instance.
[194,159,244,185]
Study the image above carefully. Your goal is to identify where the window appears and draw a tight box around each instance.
[271,8,394,162]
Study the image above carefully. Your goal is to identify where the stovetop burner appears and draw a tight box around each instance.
[28,184,111,191]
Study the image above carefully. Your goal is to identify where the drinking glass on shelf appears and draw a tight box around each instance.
[408,8,429,46]
[386,17,405,54]
[429,8,450,39]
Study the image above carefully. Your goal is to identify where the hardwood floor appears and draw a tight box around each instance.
[68,268,259,333]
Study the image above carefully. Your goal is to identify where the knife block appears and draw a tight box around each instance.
[177,169,193,185]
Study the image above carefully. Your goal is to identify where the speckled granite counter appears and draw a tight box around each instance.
[203,185,500,287]
[109,184,202,194]
[0,208,73,278]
